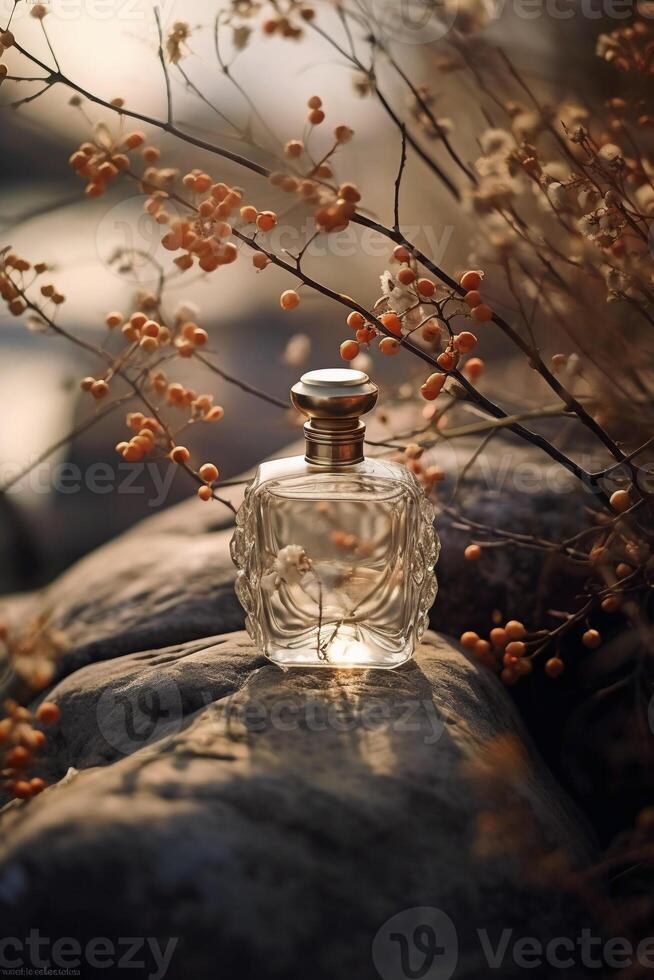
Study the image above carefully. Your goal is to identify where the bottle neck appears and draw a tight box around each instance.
[303,418,366,467]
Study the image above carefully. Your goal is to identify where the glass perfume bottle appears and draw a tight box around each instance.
[230,369,439,668]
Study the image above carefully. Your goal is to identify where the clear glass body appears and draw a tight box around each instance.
[230,456,439,669]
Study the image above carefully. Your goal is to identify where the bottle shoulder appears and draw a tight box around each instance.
[250,455,422,496]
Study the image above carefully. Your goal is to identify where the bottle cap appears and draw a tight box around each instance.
[291,368,378,421]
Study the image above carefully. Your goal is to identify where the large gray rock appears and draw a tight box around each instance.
[0,631,595,980]
[0,434,594,698]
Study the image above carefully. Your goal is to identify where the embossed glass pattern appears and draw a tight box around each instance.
[231,456,439,668]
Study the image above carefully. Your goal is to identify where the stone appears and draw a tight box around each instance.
[1,435,593,701]
[0,631,595,979]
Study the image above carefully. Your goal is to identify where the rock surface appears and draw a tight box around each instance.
[0,434,595,697]
[0,630,595,980]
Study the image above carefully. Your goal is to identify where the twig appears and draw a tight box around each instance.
[154,7,173,127]
[393,125,407,233]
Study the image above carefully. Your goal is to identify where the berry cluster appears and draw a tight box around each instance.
[1,698,60,802]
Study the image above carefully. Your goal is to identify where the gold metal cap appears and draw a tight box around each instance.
[291,368,378,466]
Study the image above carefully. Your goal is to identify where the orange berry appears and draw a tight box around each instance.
[285,139,304,158]
[338,183,361,203]
[181,321,199,340]
[601,595,621,613]
[143,146,160,164]
[460,270,482,291]
[36,702,61,725]
[379,337,401,356]
[490,627,508,648]
[91,380,108,400]
[240,205,258,223]
[424,465,444,484]
[11,781,33,800]
[199,463,219,483]
[505,620,526,641]
[505,640,526,657]
[472,304,493,323]
[420,373,446,401]
[142,319,160,338]
[124,131,146,149]
[197,485,213,502]
[194,174,212,194]
[582,629,601,650]
[105,311,123,329]
[417,277,435,297]
[397,267,416,286]
[205,406,225,422]
[545,657,564,678]
[464,543,482,561]
[610,489,631,513]
[474,639,492,657]
[460,631,480,650]
[464,290,481,307]
[220,243,238,265]
[256,211,277,232]
[307,95,322,109]
[112,153,129,171]
[193,328,208,346]
[501,667,519,685]
[464,357,484,381]
[334,125,354,143]
[393,245,411,262]
[0,30,15,48]
[252,253,269,271]
[437,350,456,371]
[6,746,30,769]
[170,446,190,464]
[347,311,365,331]
[30,778,46,795]
[356,326,376,343]
[280,289,300,310]
[380,312,402,336]
[340,340,360,361]
[308,108,325,125]
[454,331,477,353]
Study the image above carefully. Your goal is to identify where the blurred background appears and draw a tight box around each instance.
[0,0,617,592]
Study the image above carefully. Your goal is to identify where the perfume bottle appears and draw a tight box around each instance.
[230,369,439,668]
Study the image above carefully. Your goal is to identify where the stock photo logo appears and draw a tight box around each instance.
[5,0,183,22]
[96,675,184,754]
[373,907,459,980]
[370,0,462,43]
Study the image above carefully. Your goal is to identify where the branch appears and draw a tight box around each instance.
[393,125,407,233]
[154,7,173,126]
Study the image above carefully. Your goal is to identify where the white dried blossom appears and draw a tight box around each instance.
[378,271,432,324]
[261,545,314,592]
[541,161,569,182]
[511,110,543,142]
[577,213,598,238]
[449,0,497,33]
[166,21,191,64]
[546,181,569,210]
[558,102,589,129]
[479,128,513,157]
[635,183,654,216]
[598,143,624,169]
[468,176,519,215]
